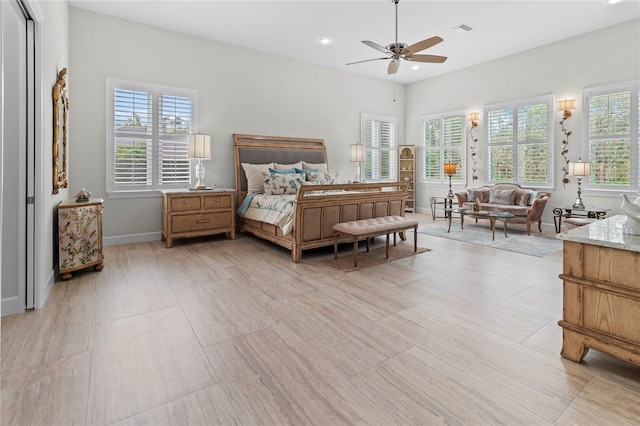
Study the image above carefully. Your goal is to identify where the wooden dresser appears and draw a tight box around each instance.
[58,198,104,280]
[556,215,640,366]
[162,189,235,248]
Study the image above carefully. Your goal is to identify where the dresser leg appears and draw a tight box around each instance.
[60,272,72,281]
[560,328,590,363]
[94,262,104,271]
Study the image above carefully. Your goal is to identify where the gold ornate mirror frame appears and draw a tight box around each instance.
[53,67,69,194]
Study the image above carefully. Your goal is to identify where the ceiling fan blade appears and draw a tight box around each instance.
[362,40,392,55]
[407,36,443,54]
[387,60,400,75]
[346,57,390,66]
[408,54,448,63]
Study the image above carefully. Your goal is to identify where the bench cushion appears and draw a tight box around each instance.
[333,216,418,236]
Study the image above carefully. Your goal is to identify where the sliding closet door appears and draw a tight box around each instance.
[1,0,32,313]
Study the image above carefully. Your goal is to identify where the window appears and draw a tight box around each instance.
[361,114,397,181]
[107,79,197,195]
[420,111,465,183]
[485,95,553,187]
[583,81,639,193]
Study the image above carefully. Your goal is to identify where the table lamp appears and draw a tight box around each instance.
[568,159,591,210]
[350,143,364,182]
[444,162,456,198]
[188,134,211,190]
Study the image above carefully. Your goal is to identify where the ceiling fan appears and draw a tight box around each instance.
[347,0,447,75]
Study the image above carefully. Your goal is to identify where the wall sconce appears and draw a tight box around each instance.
[188,134,212,190]
[468,112,479,181]
[559,99,576,188]
[350,143,365,182]
[444,162,457,198]
[568,158,591,210]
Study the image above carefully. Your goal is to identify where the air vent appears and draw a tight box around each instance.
[451,24,474,34]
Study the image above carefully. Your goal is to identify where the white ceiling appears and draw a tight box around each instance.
[68,0,639,85]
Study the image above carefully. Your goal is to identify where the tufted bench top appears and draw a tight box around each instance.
[333,216,419,267]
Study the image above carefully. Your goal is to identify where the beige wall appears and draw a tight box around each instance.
[406,18,640,228]
[69,7,405,243]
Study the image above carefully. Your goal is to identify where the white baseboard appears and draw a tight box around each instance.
[38,269,55,309]
[2,295,22,316]
[104,231,162,246]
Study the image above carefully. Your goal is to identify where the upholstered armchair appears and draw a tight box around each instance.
[507,193,550,234]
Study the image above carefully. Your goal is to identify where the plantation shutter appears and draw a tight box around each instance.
[420,112,465,182]
[158,94,192,185]
[487,108,515,182]
[108,79,197,194]
[113,89,153,186]
[361,114,397,181]
[588,90,631,187]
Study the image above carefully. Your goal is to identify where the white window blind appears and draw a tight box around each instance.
[486,95,552,186]
[420,112,465,183]
[361,114,397,181]
[108,79,197,195]
[583,81,639,192]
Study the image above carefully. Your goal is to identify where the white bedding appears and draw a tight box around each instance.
[238,193,297,236]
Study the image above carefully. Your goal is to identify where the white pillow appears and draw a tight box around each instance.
[262,172,304,195]
[242,163,274,194]
[308,171,340,185]
[274,162,302,170]
[302,161,328,173]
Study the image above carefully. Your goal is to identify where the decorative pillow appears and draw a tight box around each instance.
[308,171,341,185]
[515,189,530,206]
[489,188,516,205]
[262,172,304,195]
[269,167,297,174]
[274,162,302,170]
[242,162,274,194]
[302,161,328,173]
[526,190,541,205]
[467,189,476,202]
[476,189,490,203]
[294,167,318,180]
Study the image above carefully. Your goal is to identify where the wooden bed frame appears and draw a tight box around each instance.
[233,134,410,262]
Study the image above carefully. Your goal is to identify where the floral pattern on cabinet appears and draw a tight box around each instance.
[58,198,104,280]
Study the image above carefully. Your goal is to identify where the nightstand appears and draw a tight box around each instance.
[161,189,236,248]
[58,198,104,280]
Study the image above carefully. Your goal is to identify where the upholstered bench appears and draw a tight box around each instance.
[333,216,419,267]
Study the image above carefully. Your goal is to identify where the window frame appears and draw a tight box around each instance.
[418,109,467,185]
[484,94,554,189]
[360,113,398,182]
[106,78,198,198]
[581,80,640,195]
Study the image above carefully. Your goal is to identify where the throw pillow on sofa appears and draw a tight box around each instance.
[489,188,516,205]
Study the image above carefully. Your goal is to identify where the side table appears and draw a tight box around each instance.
[553,206,609,233]
[430,196,454,220]
[58,198,104,280]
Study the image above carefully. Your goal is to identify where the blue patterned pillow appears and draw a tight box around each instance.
[295,167,318,180]
[262,172,304,195]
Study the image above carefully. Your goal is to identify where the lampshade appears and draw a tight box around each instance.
[568,161,591,177]
[558,99,576,112]
[444,163,457,176]
[350,144,364,162]
[467,112,479,122]
[187,134,211,159]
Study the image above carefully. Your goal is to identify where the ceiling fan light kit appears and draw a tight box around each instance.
[346,0,448,75]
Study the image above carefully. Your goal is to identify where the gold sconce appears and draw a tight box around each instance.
[468,112,479,181]
[559,99,576,188]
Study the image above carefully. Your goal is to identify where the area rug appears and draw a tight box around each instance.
[324,243,431,272]
[417,221,562,257]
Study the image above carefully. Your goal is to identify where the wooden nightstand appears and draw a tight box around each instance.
[161,189,236,248]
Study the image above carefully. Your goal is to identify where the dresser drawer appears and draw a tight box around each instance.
[203,194,232,210]
[170,196,202,212]
[171,211,232,233]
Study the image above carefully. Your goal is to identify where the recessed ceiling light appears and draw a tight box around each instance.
[607,0,622,4]
[319,38,332,45]
[411,65,419,70]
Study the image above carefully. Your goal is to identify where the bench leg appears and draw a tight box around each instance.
[414,225,418,252]
[353,236,358,267]
[386,233,390,259]
[334,234,339,259]
[393,232,397,246]
[366,238,370,253]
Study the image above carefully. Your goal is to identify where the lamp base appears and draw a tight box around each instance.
[572,198,585,210]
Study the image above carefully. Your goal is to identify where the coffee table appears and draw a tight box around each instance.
[445,208,516,241]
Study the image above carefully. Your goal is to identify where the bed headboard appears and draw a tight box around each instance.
[233,134,328,204]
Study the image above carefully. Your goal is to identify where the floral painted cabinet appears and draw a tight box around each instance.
[58,198,104,280]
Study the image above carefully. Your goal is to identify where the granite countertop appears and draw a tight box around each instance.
[556,215,640,252]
